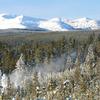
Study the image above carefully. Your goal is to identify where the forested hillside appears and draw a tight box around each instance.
[0,30,100,73]
[0,30,100,100]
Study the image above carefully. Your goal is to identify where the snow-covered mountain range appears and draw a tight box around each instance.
[0,13,100,31]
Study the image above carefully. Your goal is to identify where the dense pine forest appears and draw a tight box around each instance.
[0,30,99,73]
[0,30,100,100]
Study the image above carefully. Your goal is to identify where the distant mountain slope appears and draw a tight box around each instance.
[0,14,100,31]
[65,17,100,30]
[0,14,44,30]
[39,18,74,31]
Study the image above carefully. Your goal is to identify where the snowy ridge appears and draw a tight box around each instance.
[65,17,100,30]
[0,14,26,29]
[0,13,43,30]
[39,18,74,31]
[0,14,100,31]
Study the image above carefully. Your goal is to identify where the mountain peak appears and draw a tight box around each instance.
[0,13,99,31]
[66,17,99,30]
[39,17,74,31]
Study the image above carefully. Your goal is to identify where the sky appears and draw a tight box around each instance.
[0,0,100,19]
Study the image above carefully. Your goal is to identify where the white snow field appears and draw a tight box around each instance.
[0,14,100,31]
